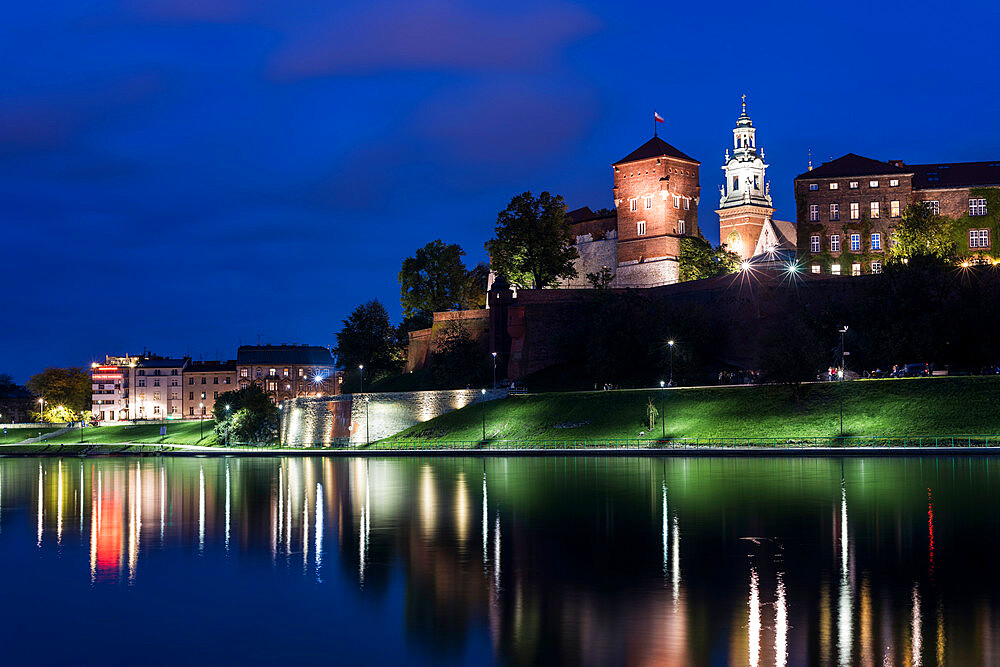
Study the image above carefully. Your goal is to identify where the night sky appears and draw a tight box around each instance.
[4,0,999,381]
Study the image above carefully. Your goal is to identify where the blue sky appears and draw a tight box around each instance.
[3,0,999,381]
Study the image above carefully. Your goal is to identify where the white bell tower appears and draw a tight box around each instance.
[719,95,772,209]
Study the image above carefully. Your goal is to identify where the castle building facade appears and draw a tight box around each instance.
[794,154,1000,275]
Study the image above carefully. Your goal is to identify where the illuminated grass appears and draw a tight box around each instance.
[385,377,1000,443]
[0,428,60,444]
[43,421,217,445]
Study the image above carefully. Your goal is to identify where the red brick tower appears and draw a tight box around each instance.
[716,97,774,260]
[612,135,701,286]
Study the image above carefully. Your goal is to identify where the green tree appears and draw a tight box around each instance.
[463,262,490,310]
[758,317,824,400]
[889,203,956,261]
[428,322,490,388]
[212,385,279,445]
[485,191,578,289]
[26,367,91,419]
[585,266,615,289]
[679,237,741,282]
[335,299,402,389]
[399,240,472,321]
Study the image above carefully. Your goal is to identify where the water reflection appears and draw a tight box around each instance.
[3,456,1000,664]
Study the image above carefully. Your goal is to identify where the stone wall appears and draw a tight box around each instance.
[281,388,508,446]
[405,309,490,373]
[558,234,619,288]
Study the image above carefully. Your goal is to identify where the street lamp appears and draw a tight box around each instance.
[838,326,849,437]
[659,380,666,439]
[667,340,675,386]
[225,404,231,447]
[37,398,45,423]
[364,395,370,445]
[359,364,364,395]
[491,352,498,389]
[481,388,487,441]
[199,403,204,441]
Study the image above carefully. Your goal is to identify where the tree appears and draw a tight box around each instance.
[26,367,91,419]
[399,240,472,321]
[334,299,402,389]
[679,237,741,282]
[758,317,825,400]
[463,262,491,310]
[428,322,490,388]
[212,385,279,445]
[485,191,578,289]
[585,266,615,289]
[889,203,956,261]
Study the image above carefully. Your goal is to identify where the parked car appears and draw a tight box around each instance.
[892,363,930,378]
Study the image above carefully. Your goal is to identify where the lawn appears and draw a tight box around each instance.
[43,420,217,445]
[384,376,1000,444]
[0,428,61,444]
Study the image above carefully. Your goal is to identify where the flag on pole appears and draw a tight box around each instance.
[654,111,664,123]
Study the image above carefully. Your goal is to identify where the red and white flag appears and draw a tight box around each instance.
[654,111,664,123]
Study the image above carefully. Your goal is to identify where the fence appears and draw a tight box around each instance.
[259,435,1000,451]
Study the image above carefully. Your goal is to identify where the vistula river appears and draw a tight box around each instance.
[0,455,997,665]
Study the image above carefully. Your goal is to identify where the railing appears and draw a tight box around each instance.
[266,435,1000,451]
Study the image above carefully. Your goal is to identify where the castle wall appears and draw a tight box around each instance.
[405,309,490,373]
[559,234,619,288]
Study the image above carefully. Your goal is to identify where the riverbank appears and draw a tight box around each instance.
[384,376,1000,443]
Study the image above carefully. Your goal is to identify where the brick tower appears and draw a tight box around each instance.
[716,97,774,260]
[612,134,701,286]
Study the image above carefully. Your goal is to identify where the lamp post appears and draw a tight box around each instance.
[37,398,45,423]
[668,340,675,386]
[364,396,370,446]
[481,388,487,441]
[838,326,849,437]
[225,404,231,447]
[359,364,364,395]
[492,352,498,389]
[199,403,204,441]
[659,380,666,439]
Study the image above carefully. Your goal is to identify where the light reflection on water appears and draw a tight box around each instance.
[1,455,1000,664]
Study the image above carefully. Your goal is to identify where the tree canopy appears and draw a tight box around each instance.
[212,385,279,445]
[26,367,91,419]
[485,191,578,289]
[334,299,401,389]
[399,240,472,321]
[889,203,956,262]
[679,236,741,282]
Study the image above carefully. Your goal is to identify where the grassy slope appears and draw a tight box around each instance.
[43,421,216,445]
[386,377,1000,442]
[0,428,60,444]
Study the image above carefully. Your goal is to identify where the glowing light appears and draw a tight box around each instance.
[662,481,668,580]
[668,340,675,347]
[749,567,760,667]
[740,260,752,271]
[912,584,922,667]
[960,260,970,268]
[455,472,469,544]
[775,572,788,667]
[482,472,488,565]
[315,482,323,582]
[198,465,205,552]
[671,514,680,605]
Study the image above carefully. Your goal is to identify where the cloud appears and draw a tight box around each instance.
[268,0,599,79]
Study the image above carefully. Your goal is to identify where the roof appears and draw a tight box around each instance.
[771,219,798,248]
[237,345,335,366]
[186,360,236,373]
[910,160,1000,189]
[135,358,187,369]
[795,153,911,180]
[613,136,699,165]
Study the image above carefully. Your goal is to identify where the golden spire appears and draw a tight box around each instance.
[741,94,746,114]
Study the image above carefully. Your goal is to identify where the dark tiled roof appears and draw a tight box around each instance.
[136,358,187,368]
[566,206,595,224]
[910,161,1000,189]
[794,153,911,180]
[613,136,698,165]
[186,361,236,373]
[237,345,334,366]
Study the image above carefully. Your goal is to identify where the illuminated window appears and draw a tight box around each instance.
[636,220,646,236]
[809,183,818,191]
[850,234,861,252]
[677,219,685,235]
[871,233,882,251]
[809,205,819,221]
[153,392,160,401]
[810,235,820,253]
[871,262,882,274]
[268,368,276,377]
[850,202,859,220]
[830,203,839,221]
[970,229,991,248]
[831,264,841,275]
[830,235,841,252]
[869,180,879,188]
[629,198,638,211]
[200,392,206,400]
[924,200,940,215]
[849,181,859,189]
[240,368,248,378]
[870,201,880,218]
[829,182,839,190]
[673,195,680,208]
[266,381,277,391]
[890,201,900,218]
[889,179,899,187]
[298,368,304,377]
[644,195,652,209]
[851,263,861,276]
[970,198,988,216]
[811,265,821,274]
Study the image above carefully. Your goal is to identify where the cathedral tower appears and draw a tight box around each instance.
[716,97,774,260]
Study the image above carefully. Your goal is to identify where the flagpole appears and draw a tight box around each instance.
[653,110,657,137]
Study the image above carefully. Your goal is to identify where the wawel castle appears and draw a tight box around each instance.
[556,101,998,288]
